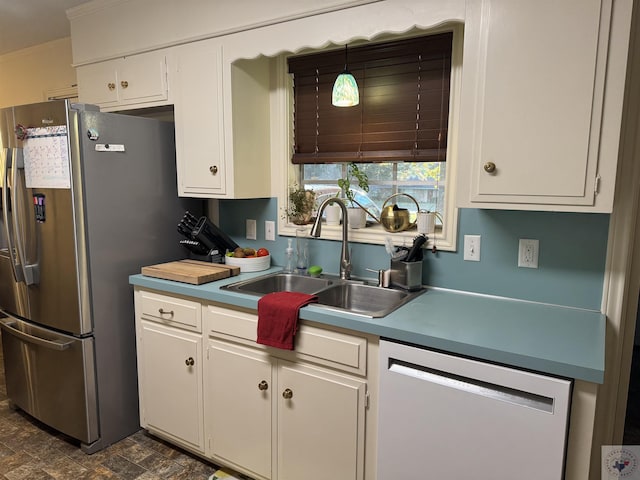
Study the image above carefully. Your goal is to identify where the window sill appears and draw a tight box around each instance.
[278,219,455,252]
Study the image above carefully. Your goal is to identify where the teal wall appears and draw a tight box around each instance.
[219,198,609,310]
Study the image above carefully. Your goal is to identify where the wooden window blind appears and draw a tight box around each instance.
[288,32,453,164]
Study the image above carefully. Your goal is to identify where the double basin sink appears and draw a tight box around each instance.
[222,272,425,318]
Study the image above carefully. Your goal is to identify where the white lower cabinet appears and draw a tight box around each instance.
[134,290,374,479]
[138,321,204,451]
[207,340,272,478]
[134,288,204,453]
[205,305,370,480]
[276,361,366,480]
[207,339,367,480]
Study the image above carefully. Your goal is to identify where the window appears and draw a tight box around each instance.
[281,28,461,251]
[303,162,445,224]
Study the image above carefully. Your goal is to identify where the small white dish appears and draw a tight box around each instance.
[224,254,270,272]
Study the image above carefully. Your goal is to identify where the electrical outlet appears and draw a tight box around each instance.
[518,239,539,268]
[246,219,257,240]
[463,235,481,261]
[265,221,276,241]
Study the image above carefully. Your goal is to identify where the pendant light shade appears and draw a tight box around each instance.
[332,45,359,107]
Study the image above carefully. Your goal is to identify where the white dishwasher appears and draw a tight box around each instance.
[377,340,572,479]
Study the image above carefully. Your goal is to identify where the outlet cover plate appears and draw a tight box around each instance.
[246,219,257,240]
[518,238,539,268]
[265,221,276,241]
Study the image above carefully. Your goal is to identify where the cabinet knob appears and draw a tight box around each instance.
[483,161,497,174]
[282,388,293,399]
[258,380,269,391]
[158,308,174,316]
[120,80,129,89]
[209,165,218,175]
[107,82,116,91]
[185,357,195,366]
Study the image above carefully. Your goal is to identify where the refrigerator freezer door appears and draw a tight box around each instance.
[0,315,99,445]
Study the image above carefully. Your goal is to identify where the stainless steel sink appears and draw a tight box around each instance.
[222,273,335,295]
[222,272,425,317]
[314,283,417,317]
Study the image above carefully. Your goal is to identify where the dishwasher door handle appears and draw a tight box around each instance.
[0,317,73,351]
[388,359,554,413]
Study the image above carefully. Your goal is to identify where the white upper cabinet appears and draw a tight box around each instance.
[76,50,170,111]
[456,0,633,212]
[172,39,272,198]
[68,0,634,207]
[173,39,226,196]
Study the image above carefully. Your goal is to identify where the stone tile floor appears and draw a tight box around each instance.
[0,332,220,479]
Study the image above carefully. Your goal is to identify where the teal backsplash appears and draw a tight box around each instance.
[218,198,609,310]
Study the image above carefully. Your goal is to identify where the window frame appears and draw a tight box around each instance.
[275,25,462,252]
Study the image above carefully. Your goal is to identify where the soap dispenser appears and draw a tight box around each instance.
[284,238,294,273]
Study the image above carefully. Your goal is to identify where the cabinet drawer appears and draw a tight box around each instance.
[204,304,367,375]
[138,289,201,332]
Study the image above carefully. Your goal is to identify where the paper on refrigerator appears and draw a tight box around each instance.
[23,126,70,189]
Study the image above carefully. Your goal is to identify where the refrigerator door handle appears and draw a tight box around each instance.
[10,148,39,285]
[1,147,24,282]
[0,316,73,351]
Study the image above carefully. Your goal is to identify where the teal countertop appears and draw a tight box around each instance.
[130,268,605,383]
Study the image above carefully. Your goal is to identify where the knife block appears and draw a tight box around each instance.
[390,259,423,291]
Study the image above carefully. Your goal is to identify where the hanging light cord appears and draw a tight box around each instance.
[314,67,319,155]
[344,44,349,72]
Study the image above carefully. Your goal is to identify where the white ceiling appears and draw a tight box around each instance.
[0,0,88,56]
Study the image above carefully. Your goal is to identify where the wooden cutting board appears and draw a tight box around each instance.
[141,259,240,285]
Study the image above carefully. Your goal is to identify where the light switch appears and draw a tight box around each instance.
[464,235,481,262]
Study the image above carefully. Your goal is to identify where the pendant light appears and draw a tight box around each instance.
[332,45,359,107]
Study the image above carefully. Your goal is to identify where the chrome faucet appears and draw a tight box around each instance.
[310,197,351,280]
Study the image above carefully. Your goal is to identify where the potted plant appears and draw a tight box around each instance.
[285,185,316,225]
[337,162,369,228]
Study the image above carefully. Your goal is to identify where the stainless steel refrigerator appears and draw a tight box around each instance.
[0,100,199,453]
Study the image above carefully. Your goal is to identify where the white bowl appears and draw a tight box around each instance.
[225,254,271,272]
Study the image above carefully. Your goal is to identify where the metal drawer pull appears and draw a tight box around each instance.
[120,80,129,88]
[282,388,293,399]
[107,82,116,91]
[258,380,269,391]
[185,357,195,366]
[209,165,218,175]
[158,308,174,316]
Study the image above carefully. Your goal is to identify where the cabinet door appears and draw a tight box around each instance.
[76,60,119,106]
[138,320,204,451]
[277,360,366,480]
[459,0,607,209]
[174,39,225,197]
[207,340,272,480]
[118,51,168,104]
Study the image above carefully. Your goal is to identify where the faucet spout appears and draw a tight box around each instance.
[311,197,351,280]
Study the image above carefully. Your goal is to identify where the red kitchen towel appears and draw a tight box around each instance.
[257,291,318,350]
